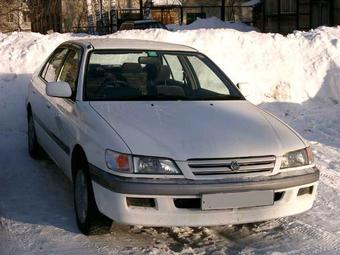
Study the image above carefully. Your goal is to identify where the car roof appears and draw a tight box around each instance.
[133,20,160,24]
[66,38,198,52]
[121,20,161,24]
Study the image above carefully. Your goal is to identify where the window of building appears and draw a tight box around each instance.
[281,0,296,13]
[23,12,30,23]
[7,13,15,23]
[266,0,296,14]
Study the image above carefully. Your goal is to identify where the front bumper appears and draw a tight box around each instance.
[90,164,319,227]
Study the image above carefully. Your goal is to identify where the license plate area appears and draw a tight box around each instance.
[201,190,274,210]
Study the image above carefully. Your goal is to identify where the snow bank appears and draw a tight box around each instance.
[0,26,340,131]
[112,26,340,104]
[167,17,256,32]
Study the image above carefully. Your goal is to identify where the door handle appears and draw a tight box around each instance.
[46,103,51,109]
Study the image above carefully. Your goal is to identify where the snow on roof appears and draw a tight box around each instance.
[242,0,261,6]
[67,38,197,52]
[153,0,182,6]
[133,20,161,24]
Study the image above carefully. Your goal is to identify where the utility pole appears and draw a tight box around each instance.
[86,0,95,34]
[99,0,103,20]
[139,0,143,20]
[109,0,118,32]
[221,0,225,21]
[144,0,153,19]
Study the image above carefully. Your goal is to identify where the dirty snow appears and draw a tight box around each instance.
[0,24,340,254]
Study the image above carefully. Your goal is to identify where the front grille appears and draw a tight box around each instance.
[187,156,276,176]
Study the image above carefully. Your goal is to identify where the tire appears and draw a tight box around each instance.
[74,165,112,235]
[27,113,43,159]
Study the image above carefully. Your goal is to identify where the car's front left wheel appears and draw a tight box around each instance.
[74,166,112,235]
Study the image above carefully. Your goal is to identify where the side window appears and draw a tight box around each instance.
[43,48,68,82]
[187,55,230,95]
[163,54,184,82]
[58,49,81,97]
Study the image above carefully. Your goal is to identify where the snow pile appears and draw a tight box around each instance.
[114,26,340,104]
[0,32,86,74]
[167,17,256,32]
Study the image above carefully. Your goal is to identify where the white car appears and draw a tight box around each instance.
[26,39,319,235]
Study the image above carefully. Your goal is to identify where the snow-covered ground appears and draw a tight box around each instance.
[0,24,340,254]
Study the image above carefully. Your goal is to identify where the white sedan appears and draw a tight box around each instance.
[26,39,319,235]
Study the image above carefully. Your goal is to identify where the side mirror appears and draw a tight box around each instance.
[46,81,72,98]
[236,82,250,98]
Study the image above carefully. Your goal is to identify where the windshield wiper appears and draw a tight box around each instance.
[89,94,243,101]
[119,94,190,101]
[213,95,243,100]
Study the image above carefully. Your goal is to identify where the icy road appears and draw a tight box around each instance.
[1,100,340,255]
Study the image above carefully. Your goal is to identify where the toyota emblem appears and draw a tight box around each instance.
[230,161,240,171]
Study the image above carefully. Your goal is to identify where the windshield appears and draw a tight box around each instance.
[85,50,243,101]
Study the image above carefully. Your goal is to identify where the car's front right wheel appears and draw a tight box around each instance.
[74,166,112,235]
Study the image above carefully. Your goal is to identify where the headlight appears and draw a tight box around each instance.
[133,157,181,175]
[280,147,314,169]
[105,150,132,173]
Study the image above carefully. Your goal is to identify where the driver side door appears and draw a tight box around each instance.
[47,46,82,175]
[32,47,69,162]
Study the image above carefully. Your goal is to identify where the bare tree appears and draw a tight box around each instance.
[62,0,88,32]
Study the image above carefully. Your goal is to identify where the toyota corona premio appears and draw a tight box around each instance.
[26,39,319,235]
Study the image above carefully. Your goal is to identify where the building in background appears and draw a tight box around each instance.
[27,0,255,34]
[119,1,254,26]
[0,0,31,32]
[28,0,139,34]
[256,0,340,34]
[25,0,340,34]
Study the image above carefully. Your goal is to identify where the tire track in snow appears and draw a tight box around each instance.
[208,218,340,255]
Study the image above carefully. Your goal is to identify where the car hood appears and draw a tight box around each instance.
[90,101,306,161]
